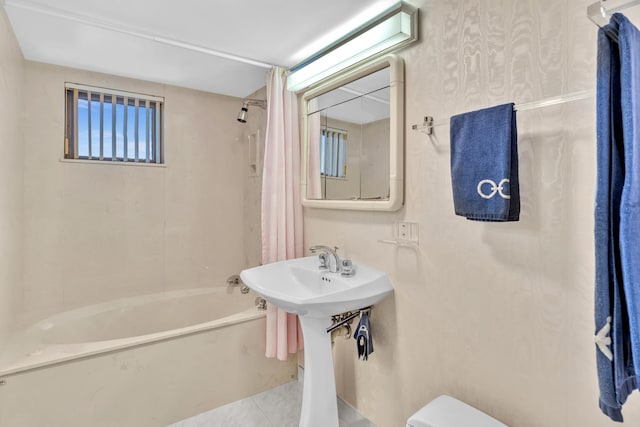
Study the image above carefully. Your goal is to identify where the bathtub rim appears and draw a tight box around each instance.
[0,289,265,377]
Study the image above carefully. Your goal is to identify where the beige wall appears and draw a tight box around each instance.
[361,118,390,199]
[306,0,640,426]
[20,62,252,323]
[0,9,24,348]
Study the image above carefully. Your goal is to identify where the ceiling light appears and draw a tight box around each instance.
[286,1,418,92]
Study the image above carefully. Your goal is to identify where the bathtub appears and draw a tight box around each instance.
[0,287,297,427]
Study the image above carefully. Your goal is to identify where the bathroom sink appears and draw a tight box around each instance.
[240,255,393,317]
[241,254,393,427]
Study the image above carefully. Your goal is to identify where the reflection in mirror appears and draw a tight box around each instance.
[301,54,404,211]
[306,67,390,201]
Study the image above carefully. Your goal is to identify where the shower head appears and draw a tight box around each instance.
[237,102,249,123]
[236,99,267,124]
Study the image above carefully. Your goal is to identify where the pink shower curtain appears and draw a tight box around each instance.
[261,67,304,360]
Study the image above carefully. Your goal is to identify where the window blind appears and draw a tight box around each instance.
[64,83,164,164]
[321,129,347,177]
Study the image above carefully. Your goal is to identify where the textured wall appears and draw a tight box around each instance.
[241,86,267,269]
[20,62,250,323]
[305,0,640,425]
[0,8,24,349]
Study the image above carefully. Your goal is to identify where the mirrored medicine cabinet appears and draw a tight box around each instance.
[300,54,404,211]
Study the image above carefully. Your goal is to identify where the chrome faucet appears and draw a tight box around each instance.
[309,245,341,273]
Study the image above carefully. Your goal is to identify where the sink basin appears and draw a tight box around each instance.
[240,255,393,317]
[240,255,394,427]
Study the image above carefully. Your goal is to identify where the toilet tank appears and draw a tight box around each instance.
[406,395,507,427]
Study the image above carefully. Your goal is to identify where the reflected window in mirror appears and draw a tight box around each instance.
[320,128,347,178]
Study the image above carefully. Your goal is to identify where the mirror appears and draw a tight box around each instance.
[301,54,404,211]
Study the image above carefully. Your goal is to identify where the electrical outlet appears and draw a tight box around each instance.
[394,222,419,244]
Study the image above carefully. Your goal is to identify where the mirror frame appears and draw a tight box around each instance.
[300,54,404,211]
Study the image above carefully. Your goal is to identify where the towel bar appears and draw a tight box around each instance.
[326,307,371,334]
[411,90,594,136]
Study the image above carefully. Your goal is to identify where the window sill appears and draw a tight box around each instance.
[59,158,166,168]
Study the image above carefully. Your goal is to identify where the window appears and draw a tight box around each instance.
[64,83,164,164]
[320,128,347,177]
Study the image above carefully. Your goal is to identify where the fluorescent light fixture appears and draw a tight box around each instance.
[287,1,418,92]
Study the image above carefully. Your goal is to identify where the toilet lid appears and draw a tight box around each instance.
[407,395,507,427]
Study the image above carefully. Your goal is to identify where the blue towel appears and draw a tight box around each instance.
[450,103,520,221]
[354,312,373,361]
[594,13,640,422]
[618,13,640,384]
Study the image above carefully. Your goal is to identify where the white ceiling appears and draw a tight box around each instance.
[3,0,399,98]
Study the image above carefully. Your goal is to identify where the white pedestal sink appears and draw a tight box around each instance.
[240,256,394,427]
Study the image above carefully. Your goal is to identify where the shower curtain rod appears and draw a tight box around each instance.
[412,89,595,135]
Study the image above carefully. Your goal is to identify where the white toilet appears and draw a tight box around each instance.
[407,395,507,427]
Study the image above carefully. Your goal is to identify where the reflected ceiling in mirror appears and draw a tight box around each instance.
[308,67,390,121]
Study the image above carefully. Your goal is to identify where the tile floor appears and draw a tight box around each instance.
[167,380,376,427]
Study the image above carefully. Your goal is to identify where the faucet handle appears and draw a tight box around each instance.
[341,259,355,277]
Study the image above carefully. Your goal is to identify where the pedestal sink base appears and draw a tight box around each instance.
[298,316,339,427]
